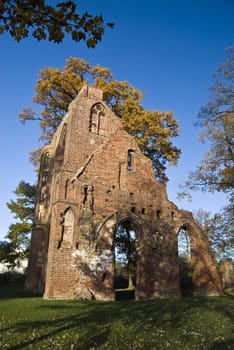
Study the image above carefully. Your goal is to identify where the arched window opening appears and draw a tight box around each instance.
[114,220,137,300]
[156,210,161,219]
[42,175,48,185]
[44,152,50,168]
[40,152,50,170]
[89,103,105,134]
[177,226,193,297]
[55,124,67,169]
[178,226,191,257]
[127,150,134,171]
[83,185,88,204]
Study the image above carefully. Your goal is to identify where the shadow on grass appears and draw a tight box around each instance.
[1,286,234,350]
[0,284,41,299]
[115,289,135,301]
[1,301,121,349]
[210,338,234,350]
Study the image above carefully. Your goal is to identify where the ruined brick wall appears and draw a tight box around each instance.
[219,259,234,289]
[25,85,222,299]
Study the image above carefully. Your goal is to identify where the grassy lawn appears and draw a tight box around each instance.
[0,285,233,350]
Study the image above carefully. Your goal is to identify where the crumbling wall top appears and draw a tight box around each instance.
[79,84,103,100]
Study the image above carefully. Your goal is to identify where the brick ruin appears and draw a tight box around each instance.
[219,259,234,290]
[25,86,222,300]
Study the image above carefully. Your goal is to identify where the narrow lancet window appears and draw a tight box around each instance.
[55,124,67,169]
[127,150,134,171]
[65,179,69,199]
[83,185,88,204]
[89,103,105,134]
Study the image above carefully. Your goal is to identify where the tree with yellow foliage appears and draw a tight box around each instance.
[19,58,180,182]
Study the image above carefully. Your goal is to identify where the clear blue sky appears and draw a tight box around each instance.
[0,0,233,240]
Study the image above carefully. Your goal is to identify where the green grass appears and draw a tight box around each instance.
[0,285,233,350]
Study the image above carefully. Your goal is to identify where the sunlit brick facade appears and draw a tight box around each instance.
[25,86,221,299]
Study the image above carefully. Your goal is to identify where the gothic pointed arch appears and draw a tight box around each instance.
[177,224,193,296]
[114,219,138,299]
[55,124,67,169]
[40,151,51,170]
[89,103,106,135]
[127,149,135,171]
[176,220,221,296]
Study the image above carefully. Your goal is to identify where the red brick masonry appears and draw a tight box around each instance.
[25,86,222,300]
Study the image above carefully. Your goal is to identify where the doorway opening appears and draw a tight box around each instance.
[177,226,193,297]
[114,220,137,300]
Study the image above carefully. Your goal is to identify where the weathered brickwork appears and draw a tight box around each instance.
[219,259,234,290]
[25,86,222,300]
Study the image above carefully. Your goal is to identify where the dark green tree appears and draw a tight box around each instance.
[0,0,114,46]
[0,181,36,268]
